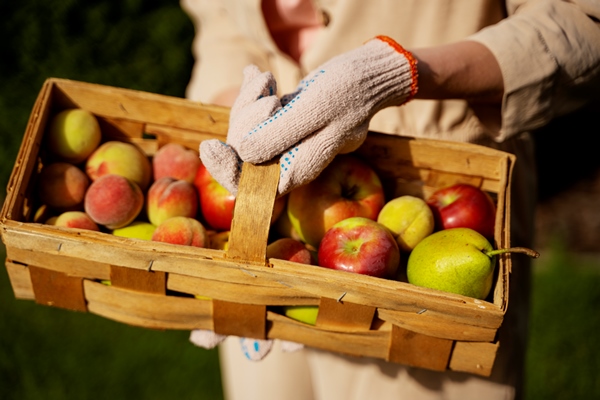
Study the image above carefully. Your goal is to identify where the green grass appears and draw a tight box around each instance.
[525,243,600,400]
[0,245,224,400]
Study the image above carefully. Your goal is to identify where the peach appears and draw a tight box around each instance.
[86,141,151,190]
[46,109,102,164]
[37,162,90,211]
[151,216,207,247]
[267,238,313,265]
[147,177,198,226]
[84,174,144,229]
[153,143,201,183]
[53,211,100,231]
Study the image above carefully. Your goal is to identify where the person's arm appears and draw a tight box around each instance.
[412,41,504,104]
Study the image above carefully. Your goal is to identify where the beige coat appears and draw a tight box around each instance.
[179,1,600,399]
[181,0,600,145]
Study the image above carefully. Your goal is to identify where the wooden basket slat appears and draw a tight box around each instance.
[5,260,35,300]
[0,78,519,377]
[50,79,229,134]
[84,280,214,330]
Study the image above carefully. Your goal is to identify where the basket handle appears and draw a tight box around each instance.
[226,160,280,265]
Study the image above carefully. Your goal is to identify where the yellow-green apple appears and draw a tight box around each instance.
[267,238,313,265]
[426,183,496,239]
[153,143,201,183]
[288,155,385,248]
[194,163,286,231]
[86,141,152,190]
[37,162,90,211]
[151,216,207,247]
[46,108,102,164]
[112,221,157,241]
[84,174,144,229]
[283,306,319,326]
[53,211,100,231]
[377,195,434,252]
[407,227,539,299]
[208,230,230,250]
[318,217,400,279]
[147,177,198,226]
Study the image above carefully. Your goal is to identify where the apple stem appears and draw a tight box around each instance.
[485,247,540,259]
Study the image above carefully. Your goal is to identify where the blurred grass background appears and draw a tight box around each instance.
[0,1,599,399]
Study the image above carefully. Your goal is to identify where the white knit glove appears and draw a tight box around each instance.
[200,36,418,196]
[200,65,280,196]
[189,330,303,361]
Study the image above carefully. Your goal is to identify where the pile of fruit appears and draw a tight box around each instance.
[36,107,537,325]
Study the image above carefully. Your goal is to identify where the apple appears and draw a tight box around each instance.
[377,195,434,252]
[194,163,236,231]
[266,237,318,324]
[426,183,496,239]
[194,163,286,231]
[283,306,318,326]
[112,221,157,241]
[288,155,385,249]
[318,217,400,279]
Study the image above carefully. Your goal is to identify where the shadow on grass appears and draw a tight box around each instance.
[0,245,223,400]
[525,240,600,400]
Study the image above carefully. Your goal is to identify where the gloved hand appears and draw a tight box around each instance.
[189,329,303,361]
[200,35,418,196]
[199,65,281,196]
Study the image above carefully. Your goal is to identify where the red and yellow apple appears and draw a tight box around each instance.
[46,108,102,164]
[287,155,385,249]
[318,217,400,279]
[194,163,236,231]
[377,195,434,252]
[426,183,496,239]
[194,163,286,231]
[153,143,201,184]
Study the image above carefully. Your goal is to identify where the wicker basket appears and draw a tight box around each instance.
[1,78,516,377]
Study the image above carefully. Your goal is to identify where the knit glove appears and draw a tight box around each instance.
[199,65,281,196]
[200,36,418,196]
[189,330,303,361]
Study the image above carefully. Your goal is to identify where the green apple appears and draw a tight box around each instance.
[377,195,434,252]
[407,227,539,299]
[283,306,319,325]
[47,109,102,164]
[112,221,157,241]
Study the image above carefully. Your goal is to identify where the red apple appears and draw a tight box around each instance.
[194,163,236,231]
[318,217,400,279]
[287,155,385,249]
[426,183,496,239]
[194,163,287,232]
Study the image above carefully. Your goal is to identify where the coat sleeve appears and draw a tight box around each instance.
[180,0,272,103]
[467,0,600,141]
